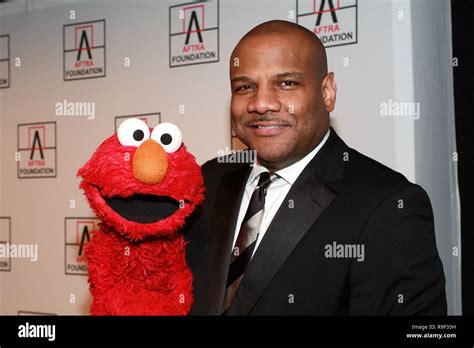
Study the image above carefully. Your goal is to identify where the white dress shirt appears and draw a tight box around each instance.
[232,129,331,256]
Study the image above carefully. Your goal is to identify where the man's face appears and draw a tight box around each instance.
[230,34,330,170]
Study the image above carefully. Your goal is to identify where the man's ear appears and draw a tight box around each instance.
[321,72,337,112]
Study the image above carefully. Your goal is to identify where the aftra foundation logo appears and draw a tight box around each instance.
[169,0,219,67]
[0,34,10,88]
[63,19,106,80]
[65,217,99,275]
[297,0,358,48]
[17,122,57,179]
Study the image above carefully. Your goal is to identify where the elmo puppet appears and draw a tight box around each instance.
[77,118,204,315]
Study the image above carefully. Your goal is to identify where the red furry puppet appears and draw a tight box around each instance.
[77,118,204,315]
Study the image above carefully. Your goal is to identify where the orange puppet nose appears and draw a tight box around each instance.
[132,139,168,184]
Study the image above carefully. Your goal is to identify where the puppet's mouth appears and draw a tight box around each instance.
[104,194,180,224]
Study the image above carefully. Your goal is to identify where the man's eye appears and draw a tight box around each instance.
[280,80,298,87]
[235,85,253,93]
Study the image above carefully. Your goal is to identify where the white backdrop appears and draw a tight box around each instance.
[0,0,461,314]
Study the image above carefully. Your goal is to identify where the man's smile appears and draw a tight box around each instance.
[246,121,291,137]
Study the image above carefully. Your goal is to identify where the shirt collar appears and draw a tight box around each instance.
[247,128,331,186]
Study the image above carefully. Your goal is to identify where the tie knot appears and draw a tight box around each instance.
[257,172,272,189]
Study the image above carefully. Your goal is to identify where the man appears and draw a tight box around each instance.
[185,20,446,315]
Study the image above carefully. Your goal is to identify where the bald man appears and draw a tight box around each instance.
[185,20,446,315]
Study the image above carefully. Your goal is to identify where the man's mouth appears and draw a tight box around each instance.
[256,125,280,129]
[247,122,290,136]
[104,194,180,224]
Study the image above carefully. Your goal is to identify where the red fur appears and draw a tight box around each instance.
[77,131,204,315]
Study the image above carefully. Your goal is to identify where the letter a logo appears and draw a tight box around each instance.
[30,130,44,160]
[316,0,338,26]
[78,225,90,257]
[185,10,203,45]
[77,30,93,61]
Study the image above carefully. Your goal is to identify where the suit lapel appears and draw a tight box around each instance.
[225,128,347,315]
[205,164,250,314]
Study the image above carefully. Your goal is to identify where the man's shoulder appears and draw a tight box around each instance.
[321,129,415,194]
[343,146,428,201]
[347,148,408,183]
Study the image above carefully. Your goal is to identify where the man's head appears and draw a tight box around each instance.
[230,20,337,171]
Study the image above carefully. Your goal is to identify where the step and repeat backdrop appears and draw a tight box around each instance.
[0,0,461,314]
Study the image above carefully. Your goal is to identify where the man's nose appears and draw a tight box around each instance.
[247,85,281,115]
[132,139,168,184]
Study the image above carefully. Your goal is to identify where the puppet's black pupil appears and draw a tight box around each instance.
[161,133,172,145]
[133,130,144,141]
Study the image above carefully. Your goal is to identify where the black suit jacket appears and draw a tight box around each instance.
[185,129,447,315]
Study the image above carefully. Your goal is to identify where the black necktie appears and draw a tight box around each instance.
[222,171,273,313]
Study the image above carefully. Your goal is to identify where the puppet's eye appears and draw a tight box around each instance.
[151,123,182,153]
[117,118,150,147]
